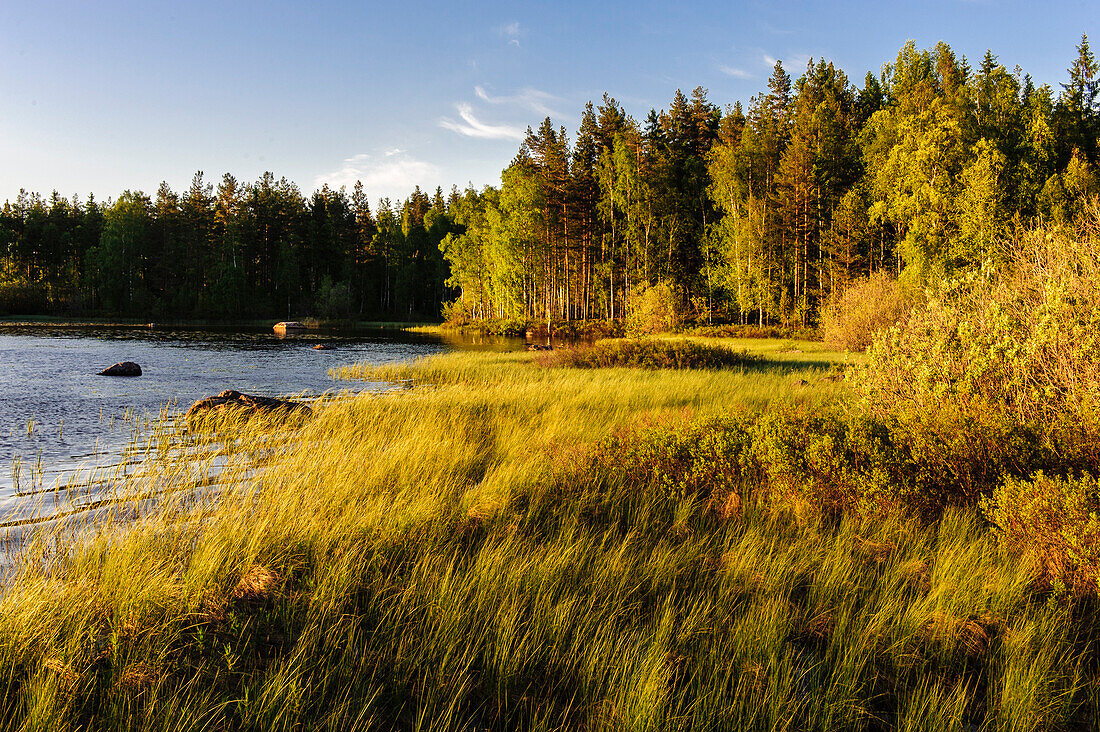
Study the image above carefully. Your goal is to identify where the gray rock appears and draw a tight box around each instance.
[98,361,142,377]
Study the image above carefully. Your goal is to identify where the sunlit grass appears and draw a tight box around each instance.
[0,346,1093,730]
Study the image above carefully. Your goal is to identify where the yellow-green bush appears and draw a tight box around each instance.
[819,272,913,351]
[984,471,1100,594]
[626,280,680,335]
[855,217,1100,424]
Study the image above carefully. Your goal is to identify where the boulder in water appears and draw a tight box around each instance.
[273,321,307,335]
[98,361,142,377]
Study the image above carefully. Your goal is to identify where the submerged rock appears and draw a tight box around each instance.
[97,361,142,377]
[185,390,312,419]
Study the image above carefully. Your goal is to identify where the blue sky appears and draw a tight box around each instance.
[0,0,1095,206]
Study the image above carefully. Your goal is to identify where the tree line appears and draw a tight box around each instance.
[442,36,1100,327]
[2,36,1098,325]
[0,174,454,319]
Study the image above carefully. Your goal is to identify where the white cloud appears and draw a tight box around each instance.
[439,103,526,141]
[498,21,523,47]
[762,53,777,67]
[314,152,442,200]
[718,65,753,79]
[474,85,560,116]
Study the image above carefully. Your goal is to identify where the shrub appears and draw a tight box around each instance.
[441,298,475,327]
[538,339,759,370]
[591,414,756,505]
[582,403,1100,521]
[749,407,901,516]
[819,272,913,351]
[314,276,353,319]
[855,217,1100,424]
[626,281,680,335]
[983,471,1100,593]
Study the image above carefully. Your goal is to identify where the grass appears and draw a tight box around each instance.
[534,338,761,370]
[0,342,1094,730]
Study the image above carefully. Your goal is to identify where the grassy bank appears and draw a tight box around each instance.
[0,341,1095,730]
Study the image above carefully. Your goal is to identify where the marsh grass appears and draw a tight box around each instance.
[534,338,760,370]
[0,347,1094,730]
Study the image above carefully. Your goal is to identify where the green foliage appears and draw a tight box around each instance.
[580,394,1099,520]
[855,217,1100,424]
[984,471,1100,593]
[540,338,759,370]
[626,280,680,335]
[314,276,354,319]
[441,316,529,337]
[0,176,456,320]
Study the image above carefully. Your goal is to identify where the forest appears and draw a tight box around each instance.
[0,178,452,320]
[1,36,1097,324]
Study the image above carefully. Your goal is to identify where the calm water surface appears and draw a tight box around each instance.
[0,325,513,508]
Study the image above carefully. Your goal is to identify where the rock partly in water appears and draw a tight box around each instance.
[312,344,329,350]
[98,361,142,377]
[185,390,312,420]
[273,321,307,335]
[526,343,553,351]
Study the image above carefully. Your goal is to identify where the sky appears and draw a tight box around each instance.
[0,0,1095,207]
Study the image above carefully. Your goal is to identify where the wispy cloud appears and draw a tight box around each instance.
[314,152,441,198]
[718,65,753,79]
[439,103,526,141]
[787,53,812,71]
[498,21,523,47]
[474,85,560,116]
[762,52,812,71]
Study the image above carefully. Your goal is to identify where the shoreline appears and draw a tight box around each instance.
[0,316,443,330]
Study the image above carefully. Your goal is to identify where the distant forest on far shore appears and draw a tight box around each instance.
[2,36,1098,323]
[0,176,453,321]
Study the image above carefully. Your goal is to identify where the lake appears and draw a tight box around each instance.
[0,324,516,527]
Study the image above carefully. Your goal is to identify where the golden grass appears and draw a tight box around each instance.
[0,344,1092,730]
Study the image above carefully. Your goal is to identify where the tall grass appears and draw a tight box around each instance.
[0,346,1094,730]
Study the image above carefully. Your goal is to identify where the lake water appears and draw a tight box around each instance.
[0,324,514,527]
